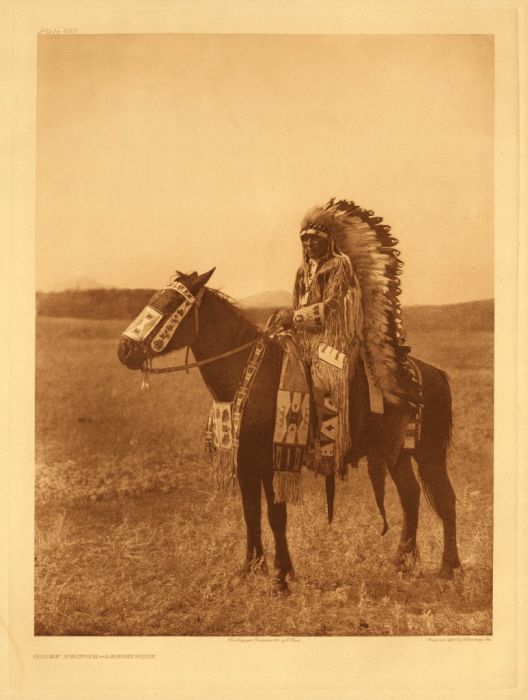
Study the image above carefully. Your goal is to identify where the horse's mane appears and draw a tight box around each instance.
[206,288,261,334]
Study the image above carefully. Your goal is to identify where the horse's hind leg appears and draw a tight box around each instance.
[238,466,266,574]
[388,451,421,571]
[414,449,461,579]
[262,474,294,592]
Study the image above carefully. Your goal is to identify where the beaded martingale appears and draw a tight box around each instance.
[205,338,268,493]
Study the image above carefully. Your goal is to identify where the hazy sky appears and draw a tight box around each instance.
[36,34,493,304]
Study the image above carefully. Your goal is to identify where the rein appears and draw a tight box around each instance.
[140,311,273,388]
[136,282,281,389]
[142,336,261,377]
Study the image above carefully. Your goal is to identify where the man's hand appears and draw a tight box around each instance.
[270,308,294,329]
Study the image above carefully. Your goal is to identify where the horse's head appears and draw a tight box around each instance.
[117,268,215,370]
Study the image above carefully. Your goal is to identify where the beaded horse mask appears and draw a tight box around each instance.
[121,269,215,356]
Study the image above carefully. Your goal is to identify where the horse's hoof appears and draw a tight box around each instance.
[392,549,419,573]
[239,556,268,577]
[391,551,403,567]
[238,560,252,577]
[271,566,294,594]
[272,577,291,596]
[438,563,454,580]
[438,560,461,580]
[253,556,269,575]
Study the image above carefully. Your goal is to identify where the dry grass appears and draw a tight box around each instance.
[35,317,493,636]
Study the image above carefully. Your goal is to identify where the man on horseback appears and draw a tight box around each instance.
[118,234,460,579]
[271,199,415,477]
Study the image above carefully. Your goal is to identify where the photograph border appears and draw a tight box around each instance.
[2,1,526,698]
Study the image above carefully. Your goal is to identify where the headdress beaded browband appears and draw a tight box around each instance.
[300,221,331,238]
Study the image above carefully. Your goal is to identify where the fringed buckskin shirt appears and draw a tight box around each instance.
[292,253,363,362]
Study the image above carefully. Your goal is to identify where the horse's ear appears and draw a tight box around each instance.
[189,267,216,294]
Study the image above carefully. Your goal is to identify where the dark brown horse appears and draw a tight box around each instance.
[117,269,461,591]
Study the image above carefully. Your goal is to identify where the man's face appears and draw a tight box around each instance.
[301,233,329,260]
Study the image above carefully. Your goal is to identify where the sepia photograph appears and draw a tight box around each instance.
[34,32,495,638]
[30,29,504,648]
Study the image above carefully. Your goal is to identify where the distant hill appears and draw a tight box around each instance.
[36,288,157,320]
[244,299,494,332]
[35,288,293,321]
[36,288,493,333]
[44,276,110,292]
[403,299,494,332]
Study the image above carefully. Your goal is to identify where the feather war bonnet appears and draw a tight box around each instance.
[300,198,411,406]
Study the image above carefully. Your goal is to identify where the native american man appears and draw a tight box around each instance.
[271,200,412,476]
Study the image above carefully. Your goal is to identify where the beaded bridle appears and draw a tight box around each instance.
[122,280,264,389]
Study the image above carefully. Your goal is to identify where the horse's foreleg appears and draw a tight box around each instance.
[388,451,421,570]
[237,466,266,574]
[262,475,294,592]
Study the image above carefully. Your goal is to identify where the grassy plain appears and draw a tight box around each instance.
[35,316,493,636]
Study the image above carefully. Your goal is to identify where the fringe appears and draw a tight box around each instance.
[209,448,236,495]
[295,256,361,360]
[312,357,351,476]
[273,470,303,505]
[203,407,216,463]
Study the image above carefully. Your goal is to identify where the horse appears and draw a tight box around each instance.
[117,269,461,591]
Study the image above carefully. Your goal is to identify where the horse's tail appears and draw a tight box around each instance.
[436,368,453,455]
[368,459,389,535]
[415,362,453,511]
